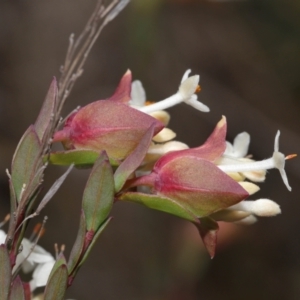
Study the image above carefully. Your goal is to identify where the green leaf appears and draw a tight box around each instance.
[48,254,67,280]
[67,210,86,274]
[68,218,112,286]
[9,276,25,300]
[44,264,68,300]
[78,217,112,269]
[194,217,219,259]
[82,152,114,232]
[114,123,155,192]
[34,78,57,142]
[118,192,198,223]
[47,150,120,168]
[8,179,17,218]
[0,245,11,300]
[11,126,42,202]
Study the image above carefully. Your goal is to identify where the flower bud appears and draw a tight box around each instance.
[53,70,164,161]
[152,155,249,217]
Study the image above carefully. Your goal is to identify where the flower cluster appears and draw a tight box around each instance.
[52,69,293,257]
[2,1,295,296]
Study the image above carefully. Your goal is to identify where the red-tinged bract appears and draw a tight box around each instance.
[128,117,249,218]
[153,155,248,217]
[53,70,164,161]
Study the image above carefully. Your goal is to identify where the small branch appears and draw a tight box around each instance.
[56,0,129,123]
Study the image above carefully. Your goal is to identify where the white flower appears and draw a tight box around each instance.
[228,199,281,217]
[130,80,147,108]
[0,230,6,244]
[130,80,176,143]
[29,259,55,291]
[137,70,209,114]
[218,131,292,191]
[217,131,266,182]
[0,230,55,291]
[224,132,250,158]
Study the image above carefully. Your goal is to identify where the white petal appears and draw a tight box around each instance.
[28,251,54,264]
[242,170,266,182]
[147,141,189,156]
[274,130,280,152]
[224,141,234,156]
[130,80,146,107]
[273,151,291,191]
[21,260,35,274]
[184,94,210,112]
[152,128,176,143]
[144,141,189,165]
[229,199,281,217]
[138,70,209,113]
[179,75,199,99]
[226,172,246,181]
[181,69,191,82]
[150,110,170,126]
[0,230,6,244]
[162,141,189,152]
[30,260,55,290]
[232,132,250,158]
[238,182,260,195]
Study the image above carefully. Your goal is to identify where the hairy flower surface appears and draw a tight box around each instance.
[53,70,164,161]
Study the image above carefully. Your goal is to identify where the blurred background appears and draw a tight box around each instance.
[0,0,300,299]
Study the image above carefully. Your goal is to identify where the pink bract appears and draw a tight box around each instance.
[53,70,164,160]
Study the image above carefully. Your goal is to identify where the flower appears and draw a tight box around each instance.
[218,131,292,191]
[0,230,55,292]
[127,117,249,218]
[130,79,176,143]
[119,117,294,257]
[129,78,188,168]
[217,131,266,182]
[138,69,209,114]
[53,70,164,161]
[29,256,55,291]
[224,131,250,158]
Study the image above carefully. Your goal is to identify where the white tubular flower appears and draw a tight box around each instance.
[228,199,281,217]
[218,131,292,191]
[218,131,266,182]
[0,230,55,291]
[217,156,266,182]
[130,80,177,144]
[224,132,250,158]
[138,69,209,114]
[18,240,55,292]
